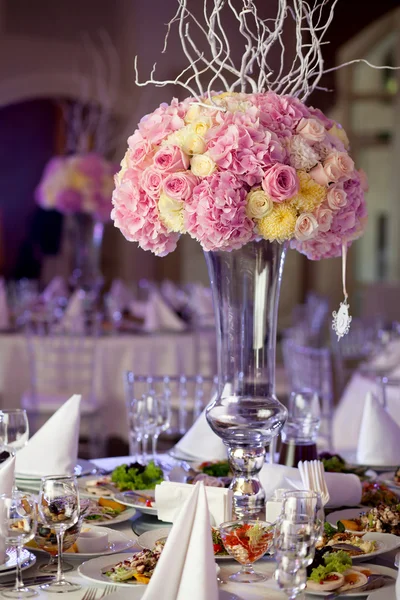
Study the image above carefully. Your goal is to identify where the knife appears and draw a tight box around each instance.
[0,576,55,589]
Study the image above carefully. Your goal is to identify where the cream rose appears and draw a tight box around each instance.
[326,185,347,211]
[294,213,319,241]
[246,188,273,220]
[182,131,206,155]
[296,118,326,143]
[315,206,333,232]
[191,117,212,138]
[158,192,185,233]
[184,103,202,124]
[324,152,355,183]
[329,124,350,150]
[190,153,217,177]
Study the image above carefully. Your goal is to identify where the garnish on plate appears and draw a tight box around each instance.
[318,522,377,556]
[111,461,163,491]
[83,498,127,523]
[104,549,162,584]
[211,527,228,556]
[319,452,368,478]
[359,503,400,535]
[307,552,377,593]
[198,461,231,478]
[361,482,399,507]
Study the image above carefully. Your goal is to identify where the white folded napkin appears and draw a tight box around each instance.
[143,291,186,332]
[42,276,67,303]
[110,279,132,310]
[259,463,362,508]
[174,408,227,461]
[0,455,15,496]
[357,392,400,466]
[156,481,232,526]
[61,289,85,332]
[0,278,10,329]
[143,481,218,600]
[189,284,214,325]
[16,395,81,477]
[160,280,187,311]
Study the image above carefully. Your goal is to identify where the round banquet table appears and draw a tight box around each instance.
[9,455,396,600]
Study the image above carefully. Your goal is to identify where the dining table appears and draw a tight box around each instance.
[7,455,398,600]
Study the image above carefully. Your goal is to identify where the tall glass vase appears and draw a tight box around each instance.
[68,214,104,291]
[204,240,288,517]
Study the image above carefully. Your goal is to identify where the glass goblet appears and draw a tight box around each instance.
[281,490,324,541]
[274,517,318,569]
[35,518,83,574]
[0,492,37,599]
[219,520,274,583]
[274,564,307,600]
[0,410,29,452]
[38,476,81,593]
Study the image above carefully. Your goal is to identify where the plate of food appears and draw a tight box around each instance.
[15,459,97,481]
[83,498,136,526]
[306,552,396,597]
[361,482,399,507]
[0,548,36,576]
[319,453,373,479]
[327,503,400,536]
[114,490,157,516]
[339,451,399,473]
[377,468,400,490]
[28,526,137,559]
[78,550,161,587]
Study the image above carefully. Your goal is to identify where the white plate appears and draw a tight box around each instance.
[78,552,146,588]
[31,526,136,559]
[137,527,235,561]
[114,491,158,516]
[376,471,400,491]
[305,563,397,597]
[340,451,399,473]
[0,549,36,576]
[83,506,137,527]
[16,459,97,481]
[327,508,369,530]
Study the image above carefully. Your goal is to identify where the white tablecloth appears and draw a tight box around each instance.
[333,372,400,452]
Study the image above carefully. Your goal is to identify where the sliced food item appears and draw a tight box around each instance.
[307,572,344,592]
[340,519,362,532]
[340,569,368,591]
[98,498,126,512]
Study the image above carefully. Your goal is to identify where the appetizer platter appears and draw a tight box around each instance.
[328,504,400,536]
[377,467,400,490]
[83,498,136,526]
[78,552,150,587]
[80,461,164,499]
[114,490,157,516]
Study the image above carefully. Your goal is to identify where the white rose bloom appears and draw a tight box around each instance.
[182,131,206,155]
[158,192,185,233]
[184,104,202,124]
[246,188,273,220]
[294,213,319,241]
[190,153,217,177]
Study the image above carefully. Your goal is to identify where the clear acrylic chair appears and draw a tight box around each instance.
[282,338,334,451]
[291,292,329,346]
[124,372,218,455]
[22,317,104,457]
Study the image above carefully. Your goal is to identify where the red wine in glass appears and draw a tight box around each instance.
[278,440,318,467]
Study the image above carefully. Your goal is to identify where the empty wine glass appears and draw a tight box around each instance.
[219,520,274,583]
[148,395,170,461]
[0,410,29,452]
[38,476,81,593]
[0,492,37,599]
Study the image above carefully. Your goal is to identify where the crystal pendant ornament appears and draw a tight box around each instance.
[332,243,352,340]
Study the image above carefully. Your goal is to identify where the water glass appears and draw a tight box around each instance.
[0,410,29,452]
[129,394,170,463]
[148,395,170,460]
[274,564,307,600]
[0,492,37,599]
[281,490,324,534]
[38,476,81,593]
[274,517,317,569]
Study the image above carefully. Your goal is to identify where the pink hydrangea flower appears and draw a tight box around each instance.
[138,98,187,144]
[184,172,254,251]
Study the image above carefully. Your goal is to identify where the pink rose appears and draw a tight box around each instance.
[163,171,199,200]
[296,118,326,143]
[294,213,319,241]
[141,167,163,198]
[153,145,189,173]
[315,206,333,232]
[326,184,347,211]
[323,152,355,183]
[127,140,153,168]
[262,164,299,202]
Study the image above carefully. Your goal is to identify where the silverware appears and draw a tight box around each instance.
[98,585,118,597]
[81,587,98,600]
[0,576,55,589]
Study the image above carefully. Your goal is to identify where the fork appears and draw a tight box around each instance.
[99,585,118,597]
[81,588,98,600]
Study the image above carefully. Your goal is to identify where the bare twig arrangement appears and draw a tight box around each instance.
[134,0,399,104]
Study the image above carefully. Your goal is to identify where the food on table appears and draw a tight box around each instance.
[111,461,163,491]
[198,461,231,478]
[33,520,82,555]
[318,522,376,555]
[219,521,274,564]
[84,477,115,497]
[307,551,353,591]
[319,453,368,477]
[83,498,127,523]
[394,467,400,485]
[339,519,362,532]
[212,527,228,556]
[361,482,399,507]
[359,503,400,535]
[105,549,162,584]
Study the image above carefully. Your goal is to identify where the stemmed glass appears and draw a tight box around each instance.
[38,476,81,593]
[0,492,37,599]
[148,395,170,461]
[129,395,169,464]
[0,410,29,452]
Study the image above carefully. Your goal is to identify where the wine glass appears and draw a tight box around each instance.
[0,410,29,452]
[148,395,170,461]
[0,492,37,599]
[274,564,307,600]
[219,520,274,583]
[38,476,81,593]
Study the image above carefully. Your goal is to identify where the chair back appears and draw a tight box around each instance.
[124,372,218,438]
[282,338,334,450]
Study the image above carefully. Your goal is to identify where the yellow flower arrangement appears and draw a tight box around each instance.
[290,170,326,213]
[257,202,297,243]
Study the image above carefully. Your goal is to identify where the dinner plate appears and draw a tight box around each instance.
[327,508,369,530]
[15,458,97,481]
[78,552,146,587]
[0,549,36,576]
[30,526,137,559]
[339,451,399,473]
[114,491,158,516]
[305,564,397,597]
[83,506,137,527]
[136,527,234,561]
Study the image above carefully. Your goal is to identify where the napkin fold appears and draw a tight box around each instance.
[110,279,132,310]
[0,455,15,496]
[0,278,10,329]
[174,408,227,461]
[259,463,362,508]
[357,392,400,466]
[61,289,85,332]
[156,481,232,526]
[16,395,81,477]
[143,481,218,600]
[42,276,67,303]
[143,291,186,332]
[189,284,214,325]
